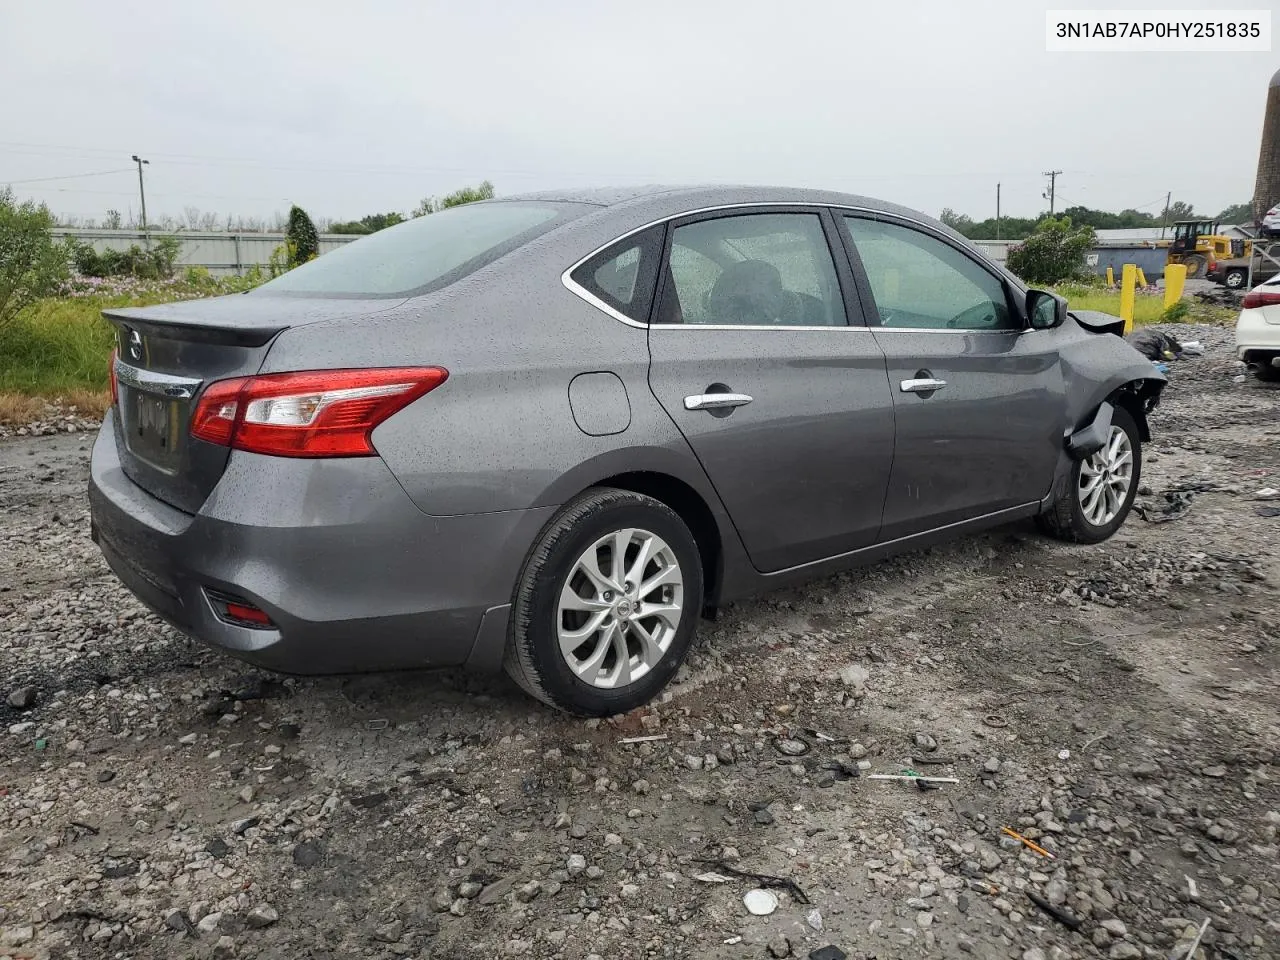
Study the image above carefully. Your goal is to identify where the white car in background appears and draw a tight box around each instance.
[1237,274,1280,381]
[1261,203,1280,238]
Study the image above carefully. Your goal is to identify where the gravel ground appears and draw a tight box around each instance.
[2,324,1278,960]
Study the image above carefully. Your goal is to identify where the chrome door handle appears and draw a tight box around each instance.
[684,393,753,411]
[900,378,947,394]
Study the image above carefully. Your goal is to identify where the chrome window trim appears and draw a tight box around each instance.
[560,201,1015,332]
[114,358,202,399]
[645,323,871,332]
[870,327,1022,336]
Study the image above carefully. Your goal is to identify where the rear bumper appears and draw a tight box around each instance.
[88,409,554,674]
[1236,308,1280,358]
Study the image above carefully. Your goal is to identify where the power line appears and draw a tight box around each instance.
[3,167,135,185]
[0,141,1054,184]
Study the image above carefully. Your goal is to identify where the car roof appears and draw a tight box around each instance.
[501,183,965,245]
[506,183,923,216]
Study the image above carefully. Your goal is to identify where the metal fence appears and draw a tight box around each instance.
[51,228,357,277]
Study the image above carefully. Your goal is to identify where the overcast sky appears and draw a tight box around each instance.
[1,1,1274,226]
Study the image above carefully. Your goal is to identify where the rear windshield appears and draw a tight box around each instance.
[251,201,583,298]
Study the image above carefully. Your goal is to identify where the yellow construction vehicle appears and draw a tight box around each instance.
[1166,219,1251,279]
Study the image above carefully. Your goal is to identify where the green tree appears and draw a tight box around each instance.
[0,187,69,328]
[1164,200,1196,223]
[285,205,319,266]
[361,212,404,231]
[1059,205,1157,230]
[441,180,494,209]
[1005,216,1097,285]
[1217,202,1255,224]
[414,180,495,217]
[327,220,372,235]
[948,215,1040,241]
[939,208,974,232]
[328,212,406,234]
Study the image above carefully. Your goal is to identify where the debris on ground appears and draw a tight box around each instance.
[743,888,779,915]
[1,322,1275,960]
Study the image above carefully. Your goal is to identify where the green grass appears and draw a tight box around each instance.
[1052,282,1237,327]
[1,296,124,394]
[0,289,205,395]
[1053,284,1167,325]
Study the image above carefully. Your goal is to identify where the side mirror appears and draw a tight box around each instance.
[1026,289,1068,330]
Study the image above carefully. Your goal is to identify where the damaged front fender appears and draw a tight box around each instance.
[1059,317,1166,441]
[1066,401,1113,460]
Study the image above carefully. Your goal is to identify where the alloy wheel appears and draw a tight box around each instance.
[1079,425,1134,526]
[557,528,684,688]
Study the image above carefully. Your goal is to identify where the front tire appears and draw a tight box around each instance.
[1182,255,1207,279]
[1039,406,1142,544]
[504,488,703,716]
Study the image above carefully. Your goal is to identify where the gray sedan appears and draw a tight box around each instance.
[89,186,1164,715]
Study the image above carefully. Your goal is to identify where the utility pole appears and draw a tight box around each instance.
[131,154,150,245]
[1160,191,1172,238]
[1042,170,1062,215]
[996,182,1001,241]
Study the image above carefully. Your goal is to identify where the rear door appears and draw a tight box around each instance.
[838,214,1064,541]
[645,207,895,572]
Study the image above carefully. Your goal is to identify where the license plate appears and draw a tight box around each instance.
[128,390,181,468]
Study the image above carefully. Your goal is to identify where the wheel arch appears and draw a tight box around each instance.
[1106,377,1164,443]
[590,470,725,612]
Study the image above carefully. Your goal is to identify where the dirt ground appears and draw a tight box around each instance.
[1,324,1277,960]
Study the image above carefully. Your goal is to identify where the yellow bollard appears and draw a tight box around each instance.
[1136,267,1148,288]
[1120,264,1136,334]
[1105,266,1115,287]
[1163,263,1187,309]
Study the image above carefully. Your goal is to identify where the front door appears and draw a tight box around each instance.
[646,209,895,572]
[839,214,1065,541]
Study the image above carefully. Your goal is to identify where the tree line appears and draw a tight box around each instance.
[47,181,498,235]
[940,201,1254,241]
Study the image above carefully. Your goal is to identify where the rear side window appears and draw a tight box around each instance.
[659,213,847,327]
[253,201,582,298]
[569,226,664,323]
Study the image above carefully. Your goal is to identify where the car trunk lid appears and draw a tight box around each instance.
[104,293,406,513]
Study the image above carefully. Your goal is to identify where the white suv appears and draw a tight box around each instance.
[1237,274,1280,381]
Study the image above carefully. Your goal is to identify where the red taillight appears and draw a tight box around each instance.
[190,367,448,458]
[189,378,242,447]
[1242,288,1280,309]
[224,602,273,626]
[108,348,119,407]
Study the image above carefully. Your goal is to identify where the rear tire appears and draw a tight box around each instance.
[1224,268,1248,290]
[504,488,703,716]
[1248,360,1280,383]
[1038,406,1142,544]
[1182,255,1207,279]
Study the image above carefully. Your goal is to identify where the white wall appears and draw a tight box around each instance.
[51,228,356,276]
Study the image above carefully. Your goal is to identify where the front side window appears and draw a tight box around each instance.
[252,201,582,298]
[844,217,1016,331]
[659,213,847,327]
